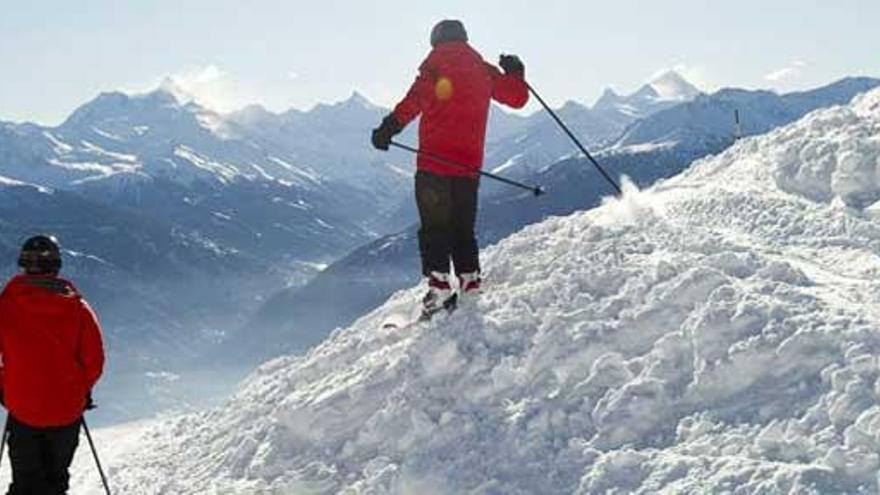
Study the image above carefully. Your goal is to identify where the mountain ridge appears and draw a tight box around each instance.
[0,79,410,423]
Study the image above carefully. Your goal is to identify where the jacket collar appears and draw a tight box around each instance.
[8,274,78,298]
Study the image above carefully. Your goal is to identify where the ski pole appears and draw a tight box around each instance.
[525,82,622,196]
[82,418,112,495]
[390,141,545,196]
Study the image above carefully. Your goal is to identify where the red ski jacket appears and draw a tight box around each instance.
[393,41,529,178]
[0,274,105,427]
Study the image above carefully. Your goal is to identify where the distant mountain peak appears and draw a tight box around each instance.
[91,90,130,105]
[225,103,280,130]
[60,90,136,127]
[632,83,661,101]
[648,70,701,101]
[340,91,379,110]
[560,100,587,111]
[592,71,701,114]
[230,103,274,119]
[601,88,620,98]
[155,77,191,105]
[348,91,370,104]
[594,88,623,109]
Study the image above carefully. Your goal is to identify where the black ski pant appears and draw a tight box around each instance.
[415,171,480,277]
[6,415,80,495]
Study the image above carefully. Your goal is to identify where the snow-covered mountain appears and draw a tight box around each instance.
[69,86,880,494]
[612,76,880,154]
[647,69,703,100]
[595,70,702,116]
[241,76,879,367]
[226,91,414,215]
[483,70,703,181]
[0,87,392,281]
[2,86,411,218]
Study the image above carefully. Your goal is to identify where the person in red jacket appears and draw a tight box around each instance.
[0,235,105,494]
[372,19,529,316]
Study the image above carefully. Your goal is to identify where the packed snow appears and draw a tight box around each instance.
[90,126,127,142]
[0,175,30,188]
[173,145,241,183]
[80,140,137,162]
[491,154,524,174]
[46,158,116,176]
[56,88,880,493]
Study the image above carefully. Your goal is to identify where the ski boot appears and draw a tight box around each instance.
[458,271,482,296]
[420,271,458,321]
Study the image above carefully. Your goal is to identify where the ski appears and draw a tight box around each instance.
[380,293,458,330]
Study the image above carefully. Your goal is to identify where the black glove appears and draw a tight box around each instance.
[85,391,96,411]
[371,114,404,151]
[499,54,525,77]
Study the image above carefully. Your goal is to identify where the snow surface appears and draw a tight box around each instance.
[0,175,29,187]
[67,89,880,493]
[42,131,74,153]
[0,174,53,193]
[491,154,524,174]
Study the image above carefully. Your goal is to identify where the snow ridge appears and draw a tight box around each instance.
[80,89,880,494]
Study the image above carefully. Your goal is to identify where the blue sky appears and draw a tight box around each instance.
[2,0,878,125]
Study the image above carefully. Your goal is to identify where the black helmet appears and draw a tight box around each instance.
[18,235,62,275]
[430,20,468,47]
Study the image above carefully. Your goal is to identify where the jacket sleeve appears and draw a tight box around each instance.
[488,63,529,109]
[77,299,105,390]
[392,58,436,126]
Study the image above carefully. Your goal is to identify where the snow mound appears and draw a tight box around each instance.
[683,89,880,209]
[85,89,880,494]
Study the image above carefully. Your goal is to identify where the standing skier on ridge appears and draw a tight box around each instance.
[371,19,529,317]
[0,235,105,494]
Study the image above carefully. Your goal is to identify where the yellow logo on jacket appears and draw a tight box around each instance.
[435,77,453,101]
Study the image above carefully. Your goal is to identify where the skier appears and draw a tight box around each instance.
[0,235,105,494]
[371,19,529,316]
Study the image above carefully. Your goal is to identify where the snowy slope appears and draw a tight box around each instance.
[72,88,880,494]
